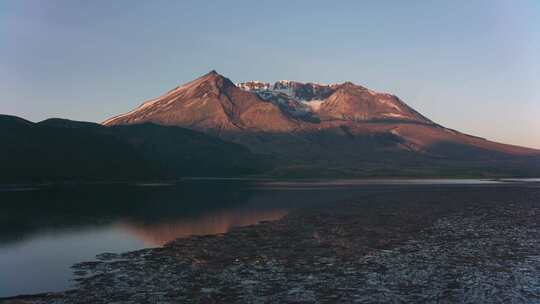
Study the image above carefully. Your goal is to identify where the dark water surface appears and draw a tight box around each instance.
[0,179,528,297]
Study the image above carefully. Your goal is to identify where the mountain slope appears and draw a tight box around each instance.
[104,71,301,135]
[316,82,432,123]
[101,71,539,177]
[1,115,152,182]
[0,115,265,182]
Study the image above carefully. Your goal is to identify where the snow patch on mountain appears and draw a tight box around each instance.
[305,100,325,111]
[102,97,161,125]
[236,80,338,115]
[383,113,407,118]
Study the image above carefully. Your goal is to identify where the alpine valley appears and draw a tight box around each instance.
[3,70,540,181]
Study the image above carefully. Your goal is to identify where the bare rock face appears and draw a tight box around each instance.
[316,82,432,123]
[103,71,540,175]
[104,71,300,135]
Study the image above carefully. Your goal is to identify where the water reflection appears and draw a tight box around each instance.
[0,180,333,297]
[0,181,255,246]
[122,208,288,246]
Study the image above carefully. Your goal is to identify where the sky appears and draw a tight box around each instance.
[1,0,539,149]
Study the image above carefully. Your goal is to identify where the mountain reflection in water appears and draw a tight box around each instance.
[121,208,288,246]
[0,181,271,245]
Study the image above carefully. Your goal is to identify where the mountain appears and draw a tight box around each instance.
[103,71,299,134]
[236,79,432,124]
[0,115,265,182]
[103,71,432,131]
[103,71,540,177]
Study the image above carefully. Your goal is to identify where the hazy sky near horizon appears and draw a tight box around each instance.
[1,0,539,148]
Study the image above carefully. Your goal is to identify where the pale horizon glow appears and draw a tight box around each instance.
[1,1,539,149]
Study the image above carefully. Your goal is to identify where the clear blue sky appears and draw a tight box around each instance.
[1,0,539,148]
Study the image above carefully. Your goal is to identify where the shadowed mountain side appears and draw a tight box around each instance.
[105,123,268,177]
[212,123,540,177]
[1,115,154,182]
[0,115,267,182]
[249,146,540,178]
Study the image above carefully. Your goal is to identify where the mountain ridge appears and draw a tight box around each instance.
[0,114,266,182]
[2,71,538,181]
[103,71,539,154]
[100,71,540,177]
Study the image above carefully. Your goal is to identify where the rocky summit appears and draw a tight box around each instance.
[103,70,434,131]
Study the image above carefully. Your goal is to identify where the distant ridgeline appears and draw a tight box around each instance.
[0,115,267,182]
[2,71,540,182]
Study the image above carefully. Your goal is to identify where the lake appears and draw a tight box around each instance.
[0,178,529,297]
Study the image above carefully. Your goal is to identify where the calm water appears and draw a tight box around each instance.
[0,179,532,297]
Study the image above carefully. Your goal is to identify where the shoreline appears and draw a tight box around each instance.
[1,177,538,192]
[3,184,540,303]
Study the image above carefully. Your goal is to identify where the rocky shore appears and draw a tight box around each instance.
[4,184,540,303]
